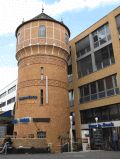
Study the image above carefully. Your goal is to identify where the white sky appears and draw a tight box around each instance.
[0,0,119,35]
[0,67,18,90]
[0,0,120,90]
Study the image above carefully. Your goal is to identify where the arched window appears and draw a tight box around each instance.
[39,25,46,37]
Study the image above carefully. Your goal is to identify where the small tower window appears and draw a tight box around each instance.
[65,33,69,44]
[37,131,46,138]
[40,67,44,75]
[40,67,44,80]
[17,33,20,44]
[40,89,44,105]
[39,25,46,37]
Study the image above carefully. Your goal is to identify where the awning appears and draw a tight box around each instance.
[0,110,12,117]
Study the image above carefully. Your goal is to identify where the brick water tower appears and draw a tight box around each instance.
[14,10,70,152]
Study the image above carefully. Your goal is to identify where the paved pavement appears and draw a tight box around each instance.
[0,151,120,159]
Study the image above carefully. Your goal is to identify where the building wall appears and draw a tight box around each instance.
[69,6,120,139]
[14,18,70,152]
[0,80,17,112]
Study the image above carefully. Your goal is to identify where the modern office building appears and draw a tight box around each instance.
[0,6,120,151]
[69,6,120,150]
[0,80,17,137]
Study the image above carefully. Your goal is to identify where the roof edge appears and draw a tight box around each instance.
[15,18,70,37]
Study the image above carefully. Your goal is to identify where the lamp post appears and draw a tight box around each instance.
[94,117,99,150]
[95,117,98,126]
[69,115,73,152]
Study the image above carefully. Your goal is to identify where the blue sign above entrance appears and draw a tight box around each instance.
[89,122,114,129]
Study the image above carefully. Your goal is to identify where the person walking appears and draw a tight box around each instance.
[0,137,12,154]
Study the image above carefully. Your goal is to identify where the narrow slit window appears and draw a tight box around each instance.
[40,67,44,75]
[17,33,20,44]
[40,89,43,105]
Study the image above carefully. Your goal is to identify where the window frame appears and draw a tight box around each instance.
[39,25,46,37]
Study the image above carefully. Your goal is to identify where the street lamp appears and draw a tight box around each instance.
[69,115,73,152]
[95,117,98,126]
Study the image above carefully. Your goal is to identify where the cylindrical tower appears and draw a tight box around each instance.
[14,11,70,152]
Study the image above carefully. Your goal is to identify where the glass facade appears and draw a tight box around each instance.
[77,55,93,77]
[94,44,115,70]
[76,36,91,58]
[79,74,119,103]
[68,64,73,82]
[80,103,120,124]
[92,24,111,48]
[76,23,115,78]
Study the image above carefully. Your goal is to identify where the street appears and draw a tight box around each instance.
[0,151,120,159]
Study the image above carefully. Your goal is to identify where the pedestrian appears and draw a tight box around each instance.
[0,137,12,154]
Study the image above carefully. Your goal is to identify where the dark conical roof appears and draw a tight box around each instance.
[32,12,55,21]
[15,12,70,37]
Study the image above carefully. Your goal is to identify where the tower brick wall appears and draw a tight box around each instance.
[14,13,70,152]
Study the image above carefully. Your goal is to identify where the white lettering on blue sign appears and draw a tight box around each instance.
[89,122,114,128]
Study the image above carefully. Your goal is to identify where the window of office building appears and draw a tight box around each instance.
[80,103,120,124]
[79,74,119,103]
[68,64,73,82]
[0,91,6,99]
[76,36,91,58]
[69,90,74,106]
[116,14,120,34]
[8,85,16,94]
[7,97,15,105]
[39,26,46,37]
[92,24,111,48]
[68,64,72,75]
[0,101,6,108]
[94,44,115,70]
[77,55,93,78]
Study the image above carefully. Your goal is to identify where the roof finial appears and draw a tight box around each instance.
[61,18,63,24]
[22,18,24,23]
[42,4,44,13]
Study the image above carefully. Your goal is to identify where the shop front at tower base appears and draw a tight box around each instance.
[81,121,120,151]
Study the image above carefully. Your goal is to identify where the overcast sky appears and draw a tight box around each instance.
[0,0,120,90]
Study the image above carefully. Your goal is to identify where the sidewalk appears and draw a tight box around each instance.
[0,151,120,159]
